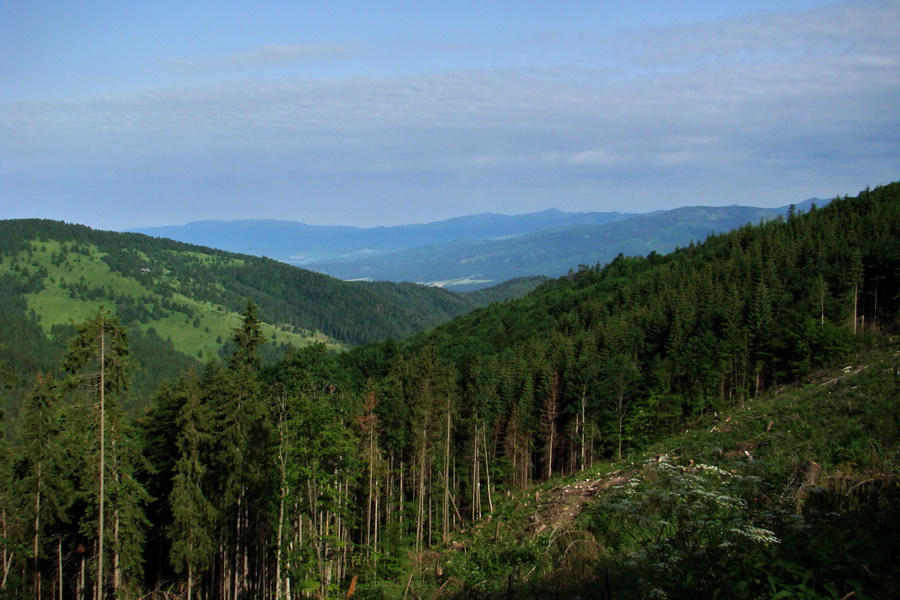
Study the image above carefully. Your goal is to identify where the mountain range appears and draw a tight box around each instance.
[132,199,822,289]
[1,183,897,600]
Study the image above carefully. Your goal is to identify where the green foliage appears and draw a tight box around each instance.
[1,183,899,598]
[1,310,151,599]
[586,457,779,598]
[0,218,518,418]
[167,370,217,578]
[405,182,900,466]
[436,345,899,600]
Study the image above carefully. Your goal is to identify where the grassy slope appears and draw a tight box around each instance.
[3,240,325,361]
[1,220,540,410]
[386,343,900,600]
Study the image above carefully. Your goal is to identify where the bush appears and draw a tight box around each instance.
[585,457,779,599]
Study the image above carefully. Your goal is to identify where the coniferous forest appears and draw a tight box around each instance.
[1,183,899,599]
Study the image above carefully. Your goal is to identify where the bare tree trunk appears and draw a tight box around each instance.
[617,392,625,461]
[373,490,379,572]
[820,281,826,325]
[274,392,290,600]
[366,422,375,553]
[508,411,518,489]
[442,407,451,542]
[78,551,85,600]
[398,459,404,527]
[590,429,595,468]
[472,425,481,520]
[483,430,494,514]
[218,544,227,600]
[33,461,42,599]
[427,475,433,549]
[97,324,106,600]
[275,478,285,600]
[543,375,560,480]
[0,506,10,591]
[580,384,587,471]
[58,536,63,600]
[241,496,249,599]
[416,435,426,554]
[113,506,120,596]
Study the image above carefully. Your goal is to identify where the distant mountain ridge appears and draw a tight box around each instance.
[132,199,825,290]
[132,209,637,260]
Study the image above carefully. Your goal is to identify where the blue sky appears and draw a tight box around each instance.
[2,0,898,230]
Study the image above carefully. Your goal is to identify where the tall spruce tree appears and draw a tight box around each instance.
[207,300,273,599]
[16,373,71,599]
[168,370,216,600]
[61,308,146,600]
[0,355,21,595]
[269,343,359,598]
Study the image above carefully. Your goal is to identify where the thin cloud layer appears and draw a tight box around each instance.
[1,1,897,229]
[165,43,366,72]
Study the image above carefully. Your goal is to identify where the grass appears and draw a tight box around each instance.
[645,346,900,484]
[391,342,900,600]
[3,240,340,360]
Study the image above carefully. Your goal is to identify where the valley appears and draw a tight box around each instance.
[133,202,816,289]
[0,184,897,599]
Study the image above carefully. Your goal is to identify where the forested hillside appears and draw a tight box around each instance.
[313,204,787,288]
[0,219,533,404]
[0,219,498,346]
[130,209,637,266]
[0,183,897,599]
[133,203,814,291]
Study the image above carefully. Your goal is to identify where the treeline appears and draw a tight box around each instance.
[0,219,501,348]
[0,282,199,415]
[0,218,536,415]
[0,183,898,598]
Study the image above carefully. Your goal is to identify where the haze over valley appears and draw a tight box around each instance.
[132,199,818,289]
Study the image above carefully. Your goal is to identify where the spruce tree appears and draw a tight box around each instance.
[206,300,273,599]
[16,373,71,599]
[61,308,146,599]
[0,358,23,595]
[168,370,216,600]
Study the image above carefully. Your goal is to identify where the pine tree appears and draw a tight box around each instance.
[61,308,146,600]
[0,359,23,595]
[539,372,560,480]
[16,373,71,599]
[168,370,216,600]
[206,300,273,599]
[229,299,265,371]
[269,344,359,598]
[602,353,641,461]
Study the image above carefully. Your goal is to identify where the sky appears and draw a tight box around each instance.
[1,0,898,231]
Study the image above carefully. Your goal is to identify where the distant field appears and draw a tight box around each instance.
[4,240,338,360]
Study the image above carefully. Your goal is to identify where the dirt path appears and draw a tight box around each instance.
[529,472,630,533]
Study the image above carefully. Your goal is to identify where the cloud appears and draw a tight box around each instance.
[2,1,898,228]
[164,43,366,72]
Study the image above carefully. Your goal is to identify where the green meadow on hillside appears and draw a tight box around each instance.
[2,239,327,360]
